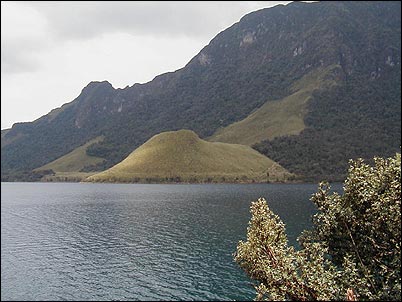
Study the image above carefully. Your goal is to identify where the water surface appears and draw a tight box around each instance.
[1,182,342,301]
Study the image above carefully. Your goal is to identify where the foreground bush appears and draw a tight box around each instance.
[235,153,401,301]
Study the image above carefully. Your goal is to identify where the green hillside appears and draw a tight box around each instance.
[86,130,291,183]
[35,136,105,172]
[34,136,105,181]
[208,66,340,146]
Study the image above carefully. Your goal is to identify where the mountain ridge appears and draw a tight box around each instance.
[1,1,400,182]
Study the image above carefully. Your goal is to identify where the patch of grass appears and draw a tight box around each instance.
[41,172,98,182]
[208,65,341,146]
[86,130,292,183]
[35,136,105,172]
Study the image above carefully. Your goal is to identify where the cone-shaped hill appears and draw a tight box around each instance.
[85,130,291,183]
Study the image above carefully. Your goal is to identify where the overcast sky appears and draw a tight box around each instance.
[1,1,292,130]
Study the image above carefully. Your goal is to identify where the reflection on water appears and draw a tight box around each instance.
[1,182,342,301]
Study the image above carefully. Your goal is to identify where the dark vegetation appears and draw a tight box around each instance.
[254,68,401,181]
[235,153,401,300]
[1,169,55,182]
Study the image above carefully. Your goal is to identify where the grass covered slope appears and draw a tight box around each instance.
[208,65,341,146]
[86,130,291,183]
[35,136,105,172]
[34,136,106,181]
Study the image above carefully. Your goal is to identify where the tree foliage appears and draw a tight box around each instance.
[254,68,401,182]
[235,153,401,300]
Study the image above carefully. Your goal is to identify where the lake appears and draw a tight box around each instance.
[1,182,342,301]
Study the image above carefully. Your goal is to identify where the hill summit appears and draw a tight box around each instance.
[85,130,290,183]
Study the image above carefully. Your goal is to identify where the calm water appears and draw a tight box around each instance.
[1,182,342,301]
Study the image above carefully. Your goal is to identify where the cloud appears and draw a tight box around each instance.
[1,2,50,75]
[1,47,40,74]
[23,1,291,40]
[27,2,218,39]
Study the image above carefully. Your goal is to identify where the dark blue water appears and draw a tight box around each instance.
[1,182,342,301]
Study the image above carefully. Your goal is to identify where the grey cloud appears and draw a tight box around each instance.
[24,1,290,40]
[1,1,50,75]
[1,49,40,74]
[1,38,45,75]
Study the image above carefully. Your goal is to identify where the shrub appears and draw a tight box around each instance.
[235,153,401,300]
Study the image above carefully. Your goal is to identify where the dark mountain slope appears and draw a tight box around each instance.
[254,2,401,181]
[1,1,400,181]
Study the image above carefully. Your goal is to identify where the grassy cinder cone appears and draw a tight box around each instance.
[86,130,291,183]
